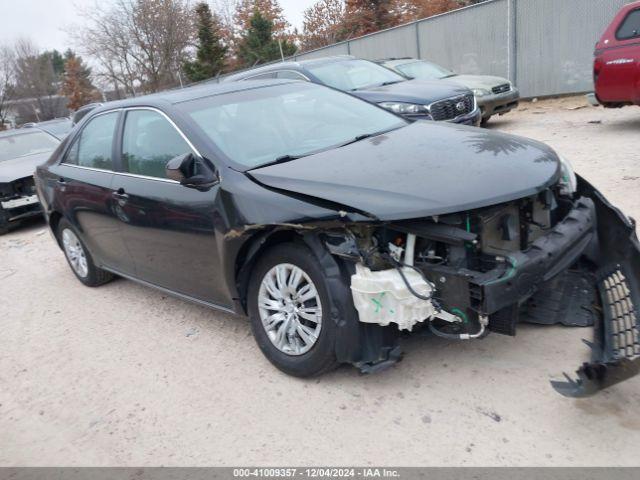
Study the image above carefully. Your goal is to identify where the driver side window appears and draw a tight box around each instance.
[121,109,192,179]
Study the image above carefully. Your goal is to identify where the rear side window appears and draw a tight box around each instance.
[245,72,276,80]
[121,109,192,179]
[276,71,308,81]
[64,112,118,170]
[617,9,640,40]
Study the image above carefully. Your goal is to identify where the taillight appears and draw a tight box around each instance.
[594,57,602,83]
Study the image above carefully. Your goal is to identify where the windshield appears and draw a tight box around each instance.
[306,59,406,91]
[396,61,455,80]
[0,131,59,162]
[178,82,407,170]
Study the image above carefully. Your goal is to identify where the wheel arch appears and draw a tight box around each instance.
[49,210,64,248]
[233,226,401,368]
[234,228,304,315]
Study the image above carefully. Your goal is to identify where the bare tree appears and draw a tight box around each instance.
[301,0,347,51]
[211,0,240,32]
[210,0,241,66]
[13,39,67,121]
[0,45,16,129]
[72,0,194,96]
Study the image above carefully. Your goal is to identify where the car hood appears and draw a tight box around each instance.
[448,74,512,91]
[0,151,52,183]
[351,78,471,105]
[248,122,560,221]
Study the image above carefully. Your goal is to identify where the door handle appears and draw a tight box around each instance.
[113,188,129,199]
[57,177,67,191]
[112,188,129,202]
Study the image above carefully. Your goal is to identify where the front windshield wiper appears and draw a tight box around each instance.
[441,74,457,79]
[337,123,407,149]
[336,133,376,148]
[380,80,404,86]
[350,80,404,91]
[251,154,307,170]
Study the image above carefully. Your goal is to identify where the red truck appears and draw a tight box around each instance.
[594,1,640,107]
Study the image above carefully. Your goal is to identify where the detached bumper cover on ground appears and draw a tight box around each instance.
[551,179,640,397]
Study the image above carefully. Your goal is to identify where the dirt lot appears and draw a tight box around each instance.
[1,96,640,467]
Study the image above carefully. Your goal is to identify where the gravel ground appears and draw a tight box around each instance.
[1,96,639,467]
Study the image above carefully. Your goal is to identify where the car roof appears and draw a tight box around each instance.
[222,62,304,81]
[223,55,358,81]
[89,79,300,114]
[378,58,422,68]
[296,55,356,67]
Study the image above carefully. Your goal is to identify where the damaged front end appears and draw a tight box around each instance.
[321,176,639,397]
[0,176,42,231]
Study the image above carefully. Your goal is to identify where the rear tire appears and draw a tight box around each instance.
[247,243,339,377]
[57,218,113,287]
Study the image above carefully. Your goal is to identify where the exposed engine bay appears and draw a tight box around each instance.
[0,176,42,233]
[320,177,640,397]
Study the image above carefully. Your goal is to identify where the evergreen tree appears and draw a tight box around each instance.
[237,10,296,68]
[183,2,228,82]
[49,50,65,77]
[234,0,292,39]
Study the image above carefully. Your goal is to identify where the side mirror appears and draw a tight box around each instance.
[166,153,219,191]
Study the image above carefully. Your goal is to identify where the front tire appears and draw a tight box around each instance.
[0,206,10,235]
[57,218,113,287]
[247,243,339,377]
[481,115,492,126]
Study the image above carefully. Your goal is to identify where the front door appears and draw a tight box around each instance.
[111,108,230,307]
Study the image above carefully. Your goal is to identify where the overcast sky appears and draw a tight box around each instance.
[0,0,317,53]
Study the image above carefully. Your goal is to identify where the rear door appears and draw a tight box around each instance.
[596,5,640,103]
[51,110,133,273]
[111,108,230,307]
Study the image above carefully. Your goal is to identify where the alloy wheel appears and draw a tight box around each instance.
[62,228,89,278]
[257,263,323,356]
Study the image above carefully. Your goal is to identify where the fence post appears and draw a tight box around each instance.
[347,41,351,55]
[508,0,518,86]
[415,21,421,59]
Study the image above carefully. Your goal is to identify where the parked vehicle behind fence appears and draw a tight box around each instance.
[223,56,482,126]
[35,79,640,398]
[1,129,60,234]
[594,0,640,108]
[377,58,519,125]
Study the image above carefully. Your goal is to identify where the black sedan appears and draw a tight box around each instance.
[35,80,640,397]
[223,56,481,126]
